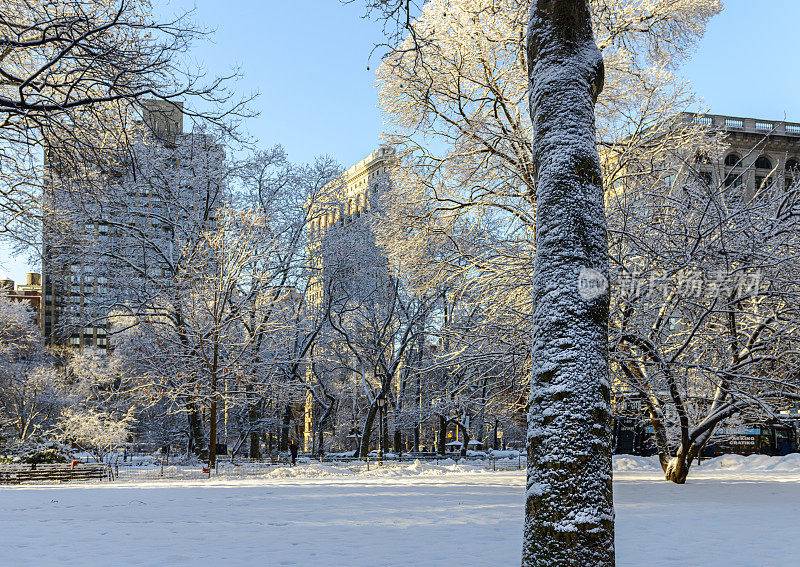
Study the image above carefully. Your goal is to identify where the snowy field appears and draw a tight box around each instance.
[2,455,800,566]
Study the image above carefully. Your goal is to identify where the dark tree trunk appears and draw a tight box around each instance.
[280,405,292,451]
[524,1,614,565]
[186,399,204,457]
[358,403,378,458]
[382,408,389,455]
[250,431,261,459]
[437,415,447,455]
[458,421,468,457]
[208,379,218,469]
[316,401,333,456]
[317,420,325,456]
[474,379,487,445]
[208,341,221,470]
[247,387,262,459]
[415,376,422,451]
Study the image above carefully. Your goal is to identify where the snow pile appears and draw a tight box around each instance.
[261,459,488,480]
[264,462,357,479]
[612,453,800,475]
[487,449,521,459]
[612,455,661,472]
[466,450,487,457]
[696,453,800,473]
[363,459,488,478]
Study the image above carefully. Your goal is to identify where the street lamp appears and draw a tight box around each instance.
[376,393,386,465]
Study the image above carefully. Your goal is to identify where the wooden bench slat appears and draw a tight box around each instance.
[0,463,108,484]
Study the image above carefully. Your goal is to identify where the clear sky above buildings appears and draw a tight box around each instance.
[2,0,798,282]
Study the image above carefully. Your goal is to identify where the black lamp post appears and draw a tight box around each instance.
[377,392,386,465]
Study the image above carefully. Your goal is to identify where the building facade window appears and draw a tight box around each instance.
[724,153,741,167]
[755,156,773,170]
[756,175,777,192]
[725,173,744,188]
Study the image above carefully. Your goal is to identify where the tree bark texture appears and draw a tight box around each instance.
[358,403,378,458]
[437,415,447,455]
[250,430,261,460]
[208,396,217,469]
[394,428,402,453]
[280,405,292,451]
[458,421,468,457]
[248,386,262,459]
[186,400,205,457]
[524,1,614,566]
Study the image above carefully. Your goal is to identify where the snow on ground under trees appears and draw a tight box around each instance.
[2,455,799,566]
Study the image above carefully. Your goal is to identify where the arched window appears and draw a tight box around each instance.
[348,199,353,215]
[724,153,741,167]
[755,155,773,170]
[786,158,799,171]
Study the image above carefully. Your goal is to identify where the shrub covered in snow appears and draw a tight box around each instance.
[0,440,73,464]
[56,408,135,462]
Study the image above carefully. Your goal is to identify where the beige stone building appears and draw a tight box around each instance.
[686,113,800,197]
[0,272,42,329]
[305,145,395,310]
[303,146,396,452]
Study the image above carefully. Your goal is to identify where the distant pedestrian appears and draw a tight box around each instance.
[289,440,298,466]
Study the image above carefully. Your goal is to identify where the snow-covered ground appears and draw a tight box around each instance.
[2,455,799,566]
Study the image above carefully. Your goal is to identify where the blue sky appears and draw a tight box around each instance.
[2,0,799,281]
[681,0,800,120]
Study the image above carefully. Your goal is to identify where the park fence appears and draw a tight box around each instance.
[0,462,111,484]
[0,454,525,485]
[108,453,526,482]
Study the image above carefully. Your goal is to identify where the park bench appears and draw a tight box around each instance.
[0,463,110,484]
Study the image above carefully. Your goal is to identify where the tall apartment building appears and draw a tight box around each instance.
[42,100,225,349]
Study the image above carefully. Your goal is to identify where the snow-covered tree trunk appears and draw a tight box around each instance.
[524,1,614,566]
